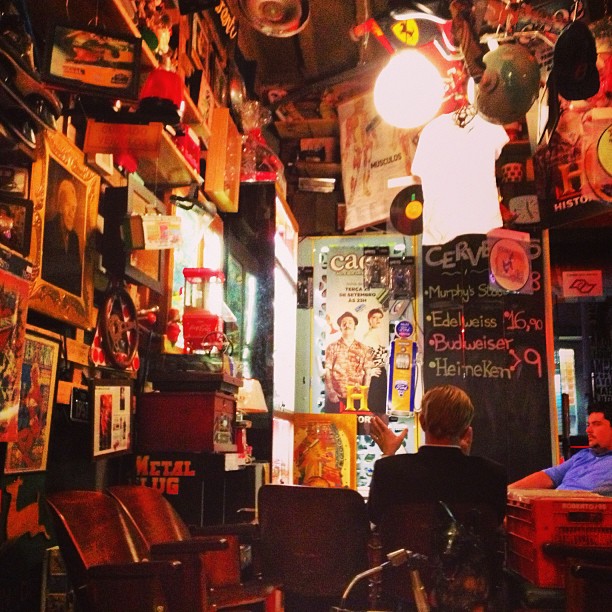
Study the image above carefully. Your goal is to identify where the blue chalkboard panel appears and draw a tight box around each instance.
[422,233,552,482]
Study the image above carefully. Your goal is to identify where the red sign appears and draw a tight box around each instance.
[562,270,603,299]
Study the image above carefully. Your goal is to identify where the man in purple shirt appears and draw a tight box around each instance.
[510,402,612,493]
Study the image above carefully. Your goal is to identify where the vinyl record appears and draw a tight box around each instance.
[390,185,423,235]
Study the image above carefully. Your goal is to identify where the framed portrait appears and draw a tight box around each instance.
[29,130,100,329]
[0,166,29,197]
[0,195,33,256]
[4,328,60,473]
[0,269,29,443]
[91,379,132,459]
[41,22,142,101]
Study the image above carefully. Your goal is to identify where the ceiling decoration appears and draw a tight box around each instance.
[237,0,311,37]
[232,0,606,119]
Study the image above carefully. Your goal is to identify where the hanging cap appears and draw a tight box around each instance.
[553,20,600,101]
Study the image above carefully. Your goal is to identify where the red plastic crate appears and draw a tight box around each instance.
[506,490,612,587]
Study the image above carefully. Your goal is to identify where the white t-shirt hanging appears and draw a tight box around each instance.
[411,113,509,245]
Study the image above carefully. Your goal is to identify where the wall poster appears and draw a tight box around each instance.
[91,380,132,459]
[4,330,60,473]
[338,92,419,232]
[0,270,29,442]
[315,244,391,415]
[308,237,420,417]
[535,17,612,228]
[293,413,356,489]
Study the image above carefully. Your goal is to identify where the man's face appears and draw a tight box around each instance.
[60,183,78,232]
[586,411,612,453]
[339,316,356,338]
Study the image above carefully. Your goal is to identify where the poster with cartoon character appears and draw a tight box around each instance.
[5,331,59,473]
[0,270,29,443]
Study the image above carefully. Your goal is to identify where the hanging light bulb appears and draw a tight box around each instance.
[373,50,445,129]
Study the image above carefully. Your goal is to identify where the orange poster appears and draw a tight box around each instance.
[293,413,357,489]
[0,270,29,442]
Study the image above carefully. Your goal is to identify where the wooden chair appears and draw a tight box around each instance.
[107,484,281,612]
[376,501,504,610]
[45,489,214,612]
[256,484,372,612]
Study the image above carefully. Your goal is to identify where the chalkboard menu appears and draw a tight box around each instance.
[422,233,552,481]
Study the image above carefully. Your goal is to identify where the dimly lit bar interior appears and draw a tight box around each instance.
[0,0,611,610]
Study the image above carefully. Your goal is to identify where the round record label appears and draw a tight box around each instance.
[390,185,423,235]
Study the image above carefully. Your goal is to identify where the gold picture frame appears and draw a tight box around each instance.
[29,130,100,329]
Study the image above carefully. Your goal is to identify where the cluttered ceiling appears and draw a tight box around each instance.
[230,0,609,121]
[233,0,388,104]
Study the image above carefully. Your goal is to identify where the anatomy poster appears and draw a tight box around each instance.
[338,92,418,232]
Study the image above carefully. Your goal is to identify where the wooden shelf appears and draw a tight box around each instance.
[294,161,341,178]
[138,130,204,187]
[25,0,210,142]
[84,120,203,188]
[274,119,339,139]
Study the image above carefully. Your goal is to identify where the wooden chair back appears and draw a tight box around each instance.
[108,484,239,587]
[108,484,281,610]
[45,489,183,612]
[257,484,371,610]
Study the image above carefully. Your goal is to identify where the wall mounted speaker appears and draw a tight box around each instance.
[238,0,310,37]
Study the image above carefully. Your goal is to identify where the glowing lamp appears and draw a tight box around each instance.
[373,50,445,129]
[237,378,269,415]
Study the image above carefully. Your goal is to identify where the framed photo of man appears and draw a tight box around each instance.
[29,131,100,329]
